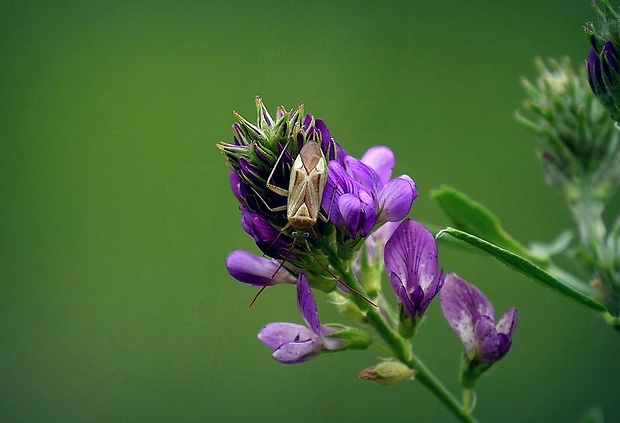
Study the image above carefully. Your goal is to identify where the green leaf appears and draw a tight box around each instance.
[432,186,547,266]
[437,228,607,313]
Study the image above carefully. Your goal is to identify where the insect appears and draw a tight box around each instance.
[248,139,376,308]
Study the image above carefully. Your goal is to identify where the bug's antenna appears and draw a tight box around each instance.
[248,238,298,308]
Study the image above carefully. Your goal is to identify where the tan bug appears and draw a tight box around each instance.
[248,140,376,308]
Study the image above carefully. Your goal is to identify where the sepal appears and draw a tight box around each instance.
[324,325,372,351]
[459,353,493,389]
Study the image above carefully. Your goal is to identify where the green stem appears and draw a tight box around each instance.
[462,388,473,413]
[334,265,477,423]
[402,353,478,423]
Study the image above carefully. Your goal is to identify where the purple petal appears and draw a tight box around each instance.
[495,333,512,361]
[258,322,315,349]
[257,98,274,127]
[322,161,351,226]
[440,274,478,356]
[232,122,244,146]
[225,250,296,286]
[239,205,253,236]
[590,49,607,94]
[604,42,619,74]
[384,219,440,293]
[360,146,395,187]
[327,138,347,163]
[384,219,442,317]
[496,307,518,338]
[388,271,415,315]
[297,274,321,336]
[338,193,376,239]
[302,113,313,129]
[419,270,444,314]
[343,156,379,192]
[441,273,494,323]
[441,273,517,363]
[229,171,242,202]
[377,175,417,223]
[244,211,292,258]
[474,315,500,363]
[272,339,319,364]
[314,118,335,157]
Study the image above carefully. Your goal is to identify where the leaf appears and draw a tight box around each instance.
[437,228,607,313]
[432,186,547,266]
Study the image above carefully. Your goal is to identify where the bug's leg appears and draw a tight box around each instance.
[251,186,287,213]
[266,138,291,197]
[301,237,377,308]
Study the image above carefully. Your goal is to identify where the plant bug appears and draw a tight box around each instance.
[248,139,376,308]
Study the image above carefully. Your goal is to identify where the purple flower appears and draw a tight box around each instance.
[257,274,345,364]
[384,219,444,319]
[225,250,297,286]
[322,146,417,241]
[238,205,297,260]
[440,273,517,365]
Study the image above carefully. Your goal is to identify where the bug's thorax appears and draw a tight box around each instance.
[285,141,327,230]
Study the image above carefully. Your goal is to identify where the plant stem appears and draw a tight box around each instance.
[402,352,478,423]
[335,265,477,423]
[569,179,618,316]
[462,388,473,413]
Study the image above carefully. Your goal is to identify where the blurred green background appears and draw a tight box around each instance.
[1,1,618,422]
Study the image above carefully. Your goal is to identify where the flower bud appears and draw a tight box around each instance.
[586,0,620,120]
[359,361,414,386]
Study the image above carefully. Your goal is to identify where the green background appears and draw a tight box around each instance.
[1,1,618,422]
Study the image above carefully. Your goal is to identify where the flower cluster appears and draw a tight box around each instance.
[218,99,517,389]
[322,146,417,243]
[218,97,417,296]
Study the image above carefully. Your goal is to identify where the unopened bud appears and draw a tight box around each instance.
[359,361,414,386]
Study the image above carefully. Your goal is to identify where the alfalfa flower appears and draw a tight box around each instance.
[440,273,517,388]
[257,274,371,364]
[322,146,417,244]
[384,218,444,337]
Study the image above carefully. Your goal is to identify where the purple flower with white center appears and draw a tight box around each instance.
[384,219,444,323]
[225,250,297,287]
[257,274,346,364]
[440,273,517,387]
[322,146,417,241]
